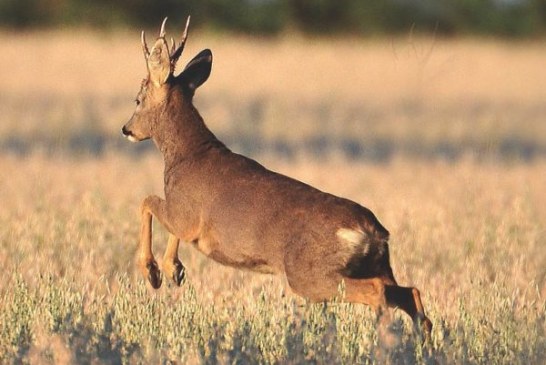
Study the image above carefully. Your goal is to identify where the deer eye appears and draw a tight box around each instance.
[135,99,141,106]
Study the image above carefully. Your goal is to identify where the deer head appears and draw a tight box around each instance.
[122,17,212,142]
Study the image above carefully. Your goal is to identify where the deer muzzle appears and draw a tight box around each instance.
[121,125,139,143]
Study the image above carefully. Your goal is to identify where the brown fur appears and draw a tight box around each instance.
[122,17,432,338]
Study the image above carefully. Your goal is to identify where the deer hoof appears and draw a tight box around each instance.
[172,261,185,286]
[415,315,433,345]
[146,261,162,289]
[422,316,433,340]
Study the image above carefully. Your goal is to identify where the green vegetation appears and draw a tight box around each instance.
[1,0,546,37]
[1,271,544,363]
[0,154,544,363]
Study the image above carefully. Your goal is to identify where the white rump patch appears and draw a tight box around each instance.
[336,228,370,256]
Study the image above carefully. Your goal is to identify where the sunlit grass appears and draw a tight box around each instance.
[0,155,544,363]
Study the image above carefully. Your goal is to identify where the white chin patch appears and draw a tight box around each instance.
[127,135,139,143]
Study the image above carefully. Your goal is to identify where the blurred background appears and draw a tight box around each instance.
[2,0,546,37]
[1,0,546,161]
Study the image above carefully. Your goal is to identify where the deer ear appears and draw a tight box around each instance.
[179,49,212,91]
[147,38,171,87]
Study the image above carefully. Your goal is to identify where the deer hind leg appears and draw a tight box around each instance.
[162,234,185,286]
[384,284,432,339]
[344,278,431,342]
[344,277,389,318]
[139,195,170,289]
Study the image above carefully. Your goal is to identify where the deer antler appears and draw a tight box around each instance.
[141,16,168,60]
[141,31,150,59]
[170,37,176,55]
[141,16,191,73]
[170,16,191,67]
[159,17,168,38]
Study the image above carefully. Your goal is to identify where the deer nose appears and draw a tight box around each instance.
[121,125,131,137]
[122,125,139,143]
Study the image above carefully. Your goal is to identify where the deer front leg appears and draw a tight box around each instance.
[162,234,185,286]
[139,195,170,288]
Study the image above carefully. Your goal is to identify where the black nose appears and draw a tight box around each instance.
[121,125,130,136]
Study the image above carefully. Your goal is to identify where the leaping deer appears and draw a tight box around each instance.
[122,17,432,337]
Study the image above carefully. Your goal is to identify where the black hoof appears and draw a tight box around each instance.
[147,261,162,289]
[173,261,185,286]
[414,316,432,345]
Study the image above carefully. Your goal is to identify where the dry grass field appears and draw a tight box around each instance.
[0,30,545,363]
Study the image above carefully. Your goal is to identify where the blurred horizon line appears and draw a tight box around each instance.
[2,0,546,39]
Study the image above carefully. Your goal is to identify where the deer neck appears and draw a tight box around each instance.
[153,93,224,173]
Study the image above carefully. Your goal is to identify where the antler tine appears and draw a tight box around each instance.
[141,31,150,58]
[170,37,176,55]
[159,17,168,38]
[181,16,191,43]
[170,16,191,64]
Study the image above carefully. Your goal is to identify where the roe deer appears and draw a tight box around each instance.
[122,17,432,337]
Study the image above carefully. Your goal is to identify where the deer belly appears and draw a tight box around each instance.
[192,237,276,274]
